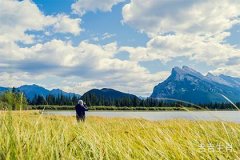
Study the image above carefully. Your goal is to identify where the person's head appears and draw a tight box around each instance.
[78,100,84,105]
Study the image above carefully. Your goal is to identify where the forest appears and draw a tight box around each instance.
[1,89,239,110]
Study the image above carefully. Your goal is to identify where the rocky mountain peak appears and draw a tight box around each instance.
[151,66,240,103]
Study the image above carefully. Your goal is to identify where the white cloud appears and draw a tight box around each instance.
[121,0,240,76]
[90,33,115,42]
[0,71,46,88]
[122,0,240,36]
[102,33,115,40]
[57,70,169,96]
[0,0,51,43]
[72,0,125,16]
[0,38,168,96]
[2,0,240,96]
[53,14,82,36]
[0,0,82,44]
[0,0,171,96]
[210,64,240,77]
[121,34,240,66]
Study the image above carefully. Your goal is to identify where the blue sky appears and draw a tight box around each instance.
[0,0,240,96]
[33,0,148,47]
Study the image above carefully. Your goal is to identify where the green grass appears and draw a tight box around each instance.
[0,111,240,159]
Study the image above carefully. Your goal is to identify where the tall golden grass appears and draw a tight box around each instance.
[0,111,239,159]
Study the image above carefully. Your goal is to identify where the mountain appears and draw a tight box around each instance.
[219,74,240,88]
[18,85,50,100]
[81,88,139,101]
[0,84,81,100]
[0,87,9,92]
[151,66,240,103]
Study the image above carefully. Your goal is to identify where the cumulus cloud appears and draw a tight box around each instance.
[0,0,82,44]
[2,0,240,96]
[0,37,168,95]
[53,14,82,36]
[0,72,46,88]
[72,0,125,16]
[0,0,171,96]
[210,64,240,77]
[122,0,240,36]
[121,34,240,65]
[0,0,166,96]
[121,0,240,75]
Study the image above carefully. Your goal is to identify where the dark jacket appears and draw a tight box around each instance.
[75,104,88,117]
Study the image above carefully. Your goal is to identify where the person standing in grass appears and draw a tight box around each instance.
[75,100,88,122]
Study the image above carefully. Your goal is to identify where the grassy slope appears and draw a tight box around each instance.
[0,111,239,160]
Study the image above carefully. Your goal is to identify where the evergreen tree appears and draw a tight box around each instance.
[0,89,28,110]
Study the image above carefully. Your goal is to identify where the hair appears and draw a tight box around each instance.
[78,100,83,105]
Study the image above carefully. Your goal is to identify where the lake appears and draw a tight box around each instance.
[43,110,240,123]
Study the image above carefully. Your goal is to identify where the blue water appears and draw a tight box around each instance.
[43,110,240,123]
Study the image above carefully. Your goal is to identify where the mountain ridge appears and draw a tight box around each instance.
[1,67,240,104]
[0,84,81,100]
[151,66,240,103]
[81,88,139,101]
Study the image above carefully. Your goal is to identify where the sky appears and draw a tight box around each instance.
[1,0,240,96]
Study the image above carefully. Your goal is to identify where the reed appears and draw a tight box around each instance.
[0,111,239,159]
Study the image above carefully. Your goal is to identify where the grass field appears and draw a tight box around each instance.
[0,111,239,160]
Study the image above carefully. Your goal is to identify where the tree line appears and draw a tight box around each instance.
[28,92,240,110]
[1,88,240,110]
[80,92,240,110]
[29,94,79,106]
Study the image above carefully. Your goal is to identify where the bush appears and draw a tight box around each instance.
[0,91,28,110]
[0,101,10,110]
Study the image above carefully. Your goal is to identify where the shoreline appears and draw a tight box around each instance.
[27,105,239,111]
[42,109,239,112]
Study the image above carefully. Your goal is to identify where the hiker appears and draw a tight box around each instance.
[75,100,88,122]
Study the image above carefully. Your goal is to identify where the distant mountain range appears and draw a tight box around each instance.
[0,84,80,100]
[1,66,240,104]
[81,88,138,101]
[0,87,8,92]
[151,66,240,103]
